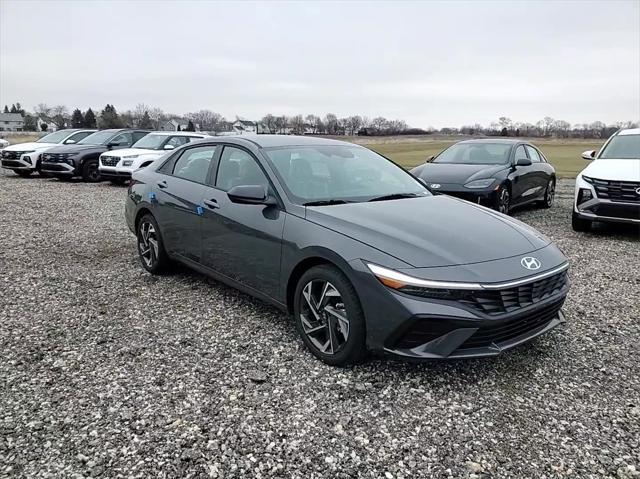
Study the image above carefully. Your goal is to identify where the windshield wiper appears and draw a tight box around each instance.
[368,193,422,202]
[303,199,351,206]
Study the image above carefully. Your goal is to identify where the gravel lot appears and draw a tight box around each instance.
[1,172,638,479]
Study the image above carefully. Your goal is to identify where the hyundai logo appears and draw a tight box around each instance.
[635,187,640,195]
[521,256,541,270]
[430,183,441,189]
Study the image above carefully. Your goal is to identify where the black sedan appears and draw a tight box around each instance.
[410,139,556,214]
[125,135,569,366]
[41,129,150,182]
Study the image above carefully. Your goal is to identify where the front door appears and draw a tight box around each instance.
[200,145,285,300]
[511,144,537,205]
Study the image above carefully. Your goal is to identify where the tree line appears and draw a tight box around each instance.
[3,102,637,139]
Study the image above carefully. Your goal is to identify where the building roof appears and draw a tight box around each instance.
[235,120,256,126]
[0,113,24,122]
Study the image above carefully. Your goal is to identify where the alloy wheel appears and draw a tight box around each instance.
[138,221,159,268]
[87,163,100,181]
[498,188,510,214]
[299,280,350,355]
[546,180,555,207]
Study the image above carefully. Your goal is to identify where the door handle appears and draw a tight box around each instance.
[157,181,168,189]
[203,199,219,209]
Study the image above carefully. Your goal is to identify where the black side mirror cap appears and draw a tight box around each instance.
[227,185,276,205]
[516,157,532,167]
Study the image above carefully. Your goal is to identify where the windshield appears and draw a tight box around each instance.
[433,143,512,165]
[37,130,75,143]
[132,134,167,150]
[77,131,117,145]
[599,134,640,159]
[265,145,429,204]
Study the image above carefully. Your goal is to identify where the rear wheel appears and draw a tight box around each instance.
[82,160,101,182]
[294,265,366,366]
[15,170,32,177]
[572,211,591,232]
[137,214,170,274]
[540,178,555,208]
[493,184,511,214]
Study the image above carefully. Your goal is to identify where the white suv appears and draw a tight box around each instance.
[0,129,96,177]
[573,128,640,231]
[98,131,209,183]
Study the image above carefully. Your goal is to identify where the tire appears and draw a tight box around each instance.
[493,184,511,214]
[539,178,555,209]
[293,265,366,366]
[81,159,101,182]
[572,211,591,232]
[136,214,170,274]
[37,160,50,177]
[15,170,32,177]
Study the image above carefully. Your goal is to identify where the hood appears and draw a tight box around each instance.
[412,163,509,185]
[305,195,550,268]
[101,148,161,158]
[4,142,55,151]
[45,144,107,154]
[580,159,640,182]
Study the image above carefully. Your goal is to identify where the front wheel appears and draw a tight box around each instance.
[82,160,101,182]
[294,265,366,366]
[572,211,591,232]
[137,214,170,274]
[493,185,511,214]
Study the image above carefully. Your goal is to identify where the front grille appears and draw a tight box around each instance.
[403,270,568,316]
[591,178,640,203]
[43,153,70,163]
[1,160,23,168]
[458,299,564,350]
[101,156,119,167]
[41,164,68,172]
[589,203,640,221]
[2,151,21,159]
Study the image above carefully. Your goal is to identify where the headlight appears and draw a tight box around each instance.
[464,178,496,189]
[581,175,594,184]
[122,155,139,159]
[20,150,36,155]
[366,263,482,290]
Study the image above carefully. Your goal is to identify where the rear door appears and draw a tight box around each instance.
[511,144,537,205]
[199,145,285,300]
[153,144,219,262]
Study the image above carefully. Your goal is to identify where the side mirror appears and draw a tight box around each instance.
[107,141,121,148]
[516,157,532,167]
[227,185,276,205]
[426,155,435,162]
[581,150,596,161]
[64,139,76,144]
[163,144,175,150]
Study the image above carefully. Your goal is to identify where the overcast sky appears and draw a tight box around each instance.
[1,0,638,128]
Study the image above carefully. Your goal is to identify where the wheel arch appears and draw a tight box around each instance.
[134,207,154,232]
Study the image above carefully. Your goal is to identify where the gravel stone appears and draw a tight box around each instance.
[0,172,638,478]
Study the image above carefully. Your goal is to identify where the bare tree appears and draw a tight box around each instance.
[187,110,224,131]
[34,103,52,121]
[50,105,69,129]
[324,114,338,135]
[346,115,363,135]
[305,114,321,134]
[148,107,166,130]
[290,115,305,134]
[261,114,277,134]
[370,117,387,134]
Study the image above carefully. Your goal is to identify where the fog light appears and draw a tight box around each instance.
[122,160,133,167]
[577,188,592,205]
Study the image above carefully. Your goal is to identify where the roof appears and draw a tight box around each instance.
[458,138,524,144]
[235,120,256,126]
[231,134,354,148]
[146,131,208,137]
[0,113,24,122]
[618,128,639,136]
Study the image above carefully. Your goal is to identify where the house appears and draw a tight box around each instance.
[232,119,258,134]
[159,118,199,131]
[0,113,24,131]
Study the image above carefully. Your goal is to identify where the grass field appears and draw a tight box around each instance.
[348,136,604,178]
[2,133,603,178]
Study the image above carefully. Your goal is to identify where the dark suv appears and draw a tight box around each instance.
[41,129,151,182]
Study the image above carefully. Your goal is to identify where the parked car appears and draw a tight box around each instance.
[572,128,640,231]
[0,138,9,149]
[410,139,556,214]
[0,129,96,177]
[99,131,209,184]
[41,129,151,182]
[125,135,569,366]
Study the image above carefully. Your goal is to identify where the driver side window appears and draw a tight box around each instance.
[216,146,270,192]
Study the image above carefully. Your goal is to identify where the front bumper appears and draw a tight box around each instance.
[348,257,569,360]
[574,176,640,224]
[41,161,76,176]
[1,154,37,171]
[99,166,132,180]
[430,183,498,205]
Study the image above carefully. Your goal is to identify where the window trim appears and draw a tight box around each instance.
[525,144,542,163]
[211,144,279,195]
